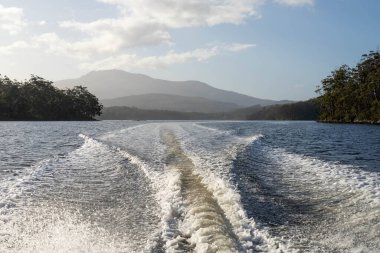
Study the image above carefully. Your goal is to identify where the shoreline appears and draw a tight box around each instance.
[317,120,380,125]
[0,119,99,122]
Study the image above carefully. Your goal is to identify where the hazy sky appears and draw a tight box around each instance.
[0,0,379,100]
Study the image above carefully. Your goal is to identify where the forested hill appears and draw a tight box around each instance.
[3,50,378,123]
[0,75,102,120]
[316,50,380,124]
[246,100,319,120]
[99,100,319,121]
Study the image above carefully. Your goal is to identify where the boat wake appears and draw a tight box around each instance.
[1,122,378,252]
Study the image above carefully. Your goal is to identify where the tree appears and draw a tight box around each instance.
[65,86,103,120]
[316,50,380,123]
[0,75,103,120]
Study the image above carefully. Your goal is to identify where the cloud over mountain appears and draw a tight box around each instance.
[0,0,313,66]
[0,4,27,35]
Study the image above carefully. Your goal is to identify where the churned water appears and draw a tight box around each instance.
[0,121,379,252]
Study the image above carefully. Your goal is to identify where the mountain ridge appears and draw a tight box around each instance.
[101,93,240,113]
[54,69,291,110]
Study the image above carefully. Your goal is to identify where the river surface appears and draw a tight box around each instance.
[0,121,379,252]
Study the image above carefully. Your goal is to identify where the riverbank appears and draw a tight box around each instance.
[318,120,380,125]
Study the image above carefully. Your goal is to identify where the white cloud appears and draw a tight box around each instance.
[33,33,75,57]
[97,0,264,27]
[274,0,314,6]
[0,4,27,35]
[0,41,31,55]
[81,43,254,70]
[59,18,171,54]
[81,47,217,70]
[53,0,262,56]
[26,0,311,61]
[225,43,256,52]
[33,32,124,59]
[0,0,312,74]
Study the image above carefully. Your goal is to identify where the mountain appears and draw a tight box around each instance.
[246,99,319,120]
[98,106,221,120]
[54,70,290,108]
[98,100,319,121]
[101,93,240,113]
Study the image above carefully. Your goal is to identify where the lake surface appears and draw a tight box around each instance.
[0,121,379,252]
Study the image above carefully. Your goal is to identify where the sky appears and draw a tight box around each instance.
[0,0,379,100]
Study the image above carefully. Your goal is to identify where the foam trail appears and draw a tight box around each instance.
[80,132,191,252]
[2,121,378,252]
[78,133,165,252]
[167,124,288,252]
[193,122,236,135]
[2,206,135,253]
[269,148,380,206]
[174,124,290,252]
[0,158,55,216]
[161,129,241,252]
[91,123,286,252]
[253,146,380,251]
[2,133,161,253]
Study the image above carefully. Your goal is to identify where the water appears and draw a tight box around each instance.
[0,121,379,252]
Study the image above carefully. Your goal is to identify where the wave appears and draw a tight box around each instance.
[270,148,380,251]
[2,206,136,253]
[237,140,380,252]
[7,121,376,252]
[2,132,161,253]
[166,124,286,252]
[80,133,181,252]
[82,123,288,252]
[78,133,163,252]
[268,147,380,207]
[0,158,55,213]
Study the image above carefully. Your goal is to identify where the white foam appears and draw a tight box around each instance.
[3,121,378,252]
[0,158,54,215]
[99,123,147,139]
[2,206,135,253]
[269,147,380,205]
[172,124,288,252]
[118,146,192,252]
[80,132,190,252]
[79,133,165,252]
[2,133,162,253]
[265,147,380,251]
[78,123,290,252]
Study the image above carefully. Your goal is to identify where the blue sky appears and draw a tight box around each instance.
[0,0,379,100]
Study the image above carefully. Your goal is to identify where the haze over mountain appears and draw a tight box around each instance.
[101,93,240,113]
[54,70,290,110]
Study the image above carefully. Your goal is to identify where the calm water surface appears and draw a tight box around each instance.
[0,121,379,252]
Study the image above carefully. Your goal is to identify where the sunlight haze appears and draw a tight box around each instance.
[0,0,379,100]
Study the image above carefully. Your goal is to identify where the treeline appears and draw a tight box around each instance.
[99,101,319,121]
[246,100,319,120]
[316,50,380,123]
[99,106,223,120]
[0,75,102,120]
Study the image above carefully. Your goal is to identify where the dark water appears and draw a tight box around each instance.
[0,121,379,252]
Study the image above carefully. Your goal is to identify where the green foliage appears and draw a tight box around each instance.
[0,75,102,120]
[316,50,380,123]
[99,106,223,120]
[100,101,319,121]
[246,100,319,120]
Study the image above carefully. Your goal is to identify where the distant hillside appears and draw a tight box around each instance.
[98,107,223,120]
[99,100,319,121]
[101,93,240,113]
[246,100,319,120]
[54,70,290,107]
